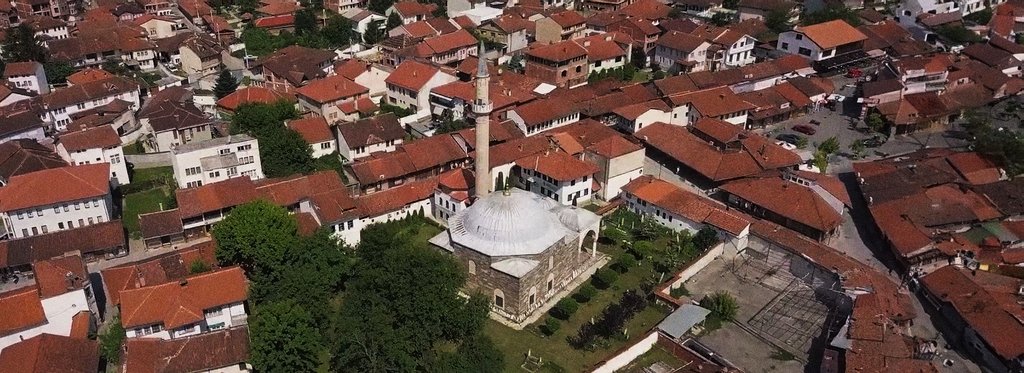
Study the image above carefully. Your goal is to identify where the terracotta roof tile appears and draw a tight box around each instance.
[0,163,110,212]
[0,333,99,373]
[2,61,42,77]
[385,60,442,91]
[101,241,217,305]
[622,175,750,236]
[392,0,436,17]
[336,113,405,148]
[0,140,68,182]
[216,86,296,111]
[175,177,260,219]
[794,19,868,49]
[287,117,334,144]
[0,287,46,335]
[123,326,250,373]
[668,86,755,117]
[577,34,627,61]
[138,209,183,239]
[42,76,138,109]
[526,38,588,62]
[32,255,89,298]
[620,0,671,20]
[946,152,1002,185]
[515,150,598,182]
[355,178,436,216]
[511,96,579,125]
[721,173,845,233]
[0,220,125,269]
[548,9,585,27]
[120,266,248,329]
[338,96,379,116]
[655,30,708,52]
[57,126,121,152]
[257,45,335,87]
[254,14,294,28]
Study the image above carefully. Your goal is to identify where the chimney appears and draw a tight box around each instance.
[179,279,188,286]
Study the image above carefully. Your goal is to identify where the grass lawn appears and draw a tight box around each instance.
[122,142,145,155]
[484,242,671,373]
[632,70,651,83]
[122,167,175,238]
[619,345,684,373]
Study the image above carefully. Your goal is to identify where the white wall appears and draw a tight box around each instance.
[6,66,48,94]
[311,140,337,159]
[2,196,113,239]
[0,289,91,353]
[722,36,757,67]
[326,197,433,246]
[171,138,262,189]
[590,330,660,373]
[336,127,401,162]
[127,302,247,341]
[777,32,831,61]
[57,146,130,186]
[519,168,593,206]
[45,89,141,132]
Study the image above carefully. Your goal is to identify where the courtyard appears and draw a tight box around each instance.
[120,166,177,238]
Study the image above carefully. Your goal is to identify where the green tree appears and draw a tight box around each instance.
[935,24,982,44]
[432,334,505,373]
[964,8,993,24]
[237,0,258,13]
[99,316,126,364]
[250,300,325,373]
[260,128,315,177]
[505,54,524,73]
[43,61,75,84]
[252,229,353,319]
[817,136,840,155]
[387,11,403,30]
[812,150,829,173]
[214,70,239,99]
[765,9,792,33]
[295,8,318,35]
[2,24,47,62]
[363,19,387,45]
[331,223,494,372]
[241,27,296,56]
[700,291,739,321]
[693,226,719,251]
[711,12,733,26]
[866,112,886,133]
[368,0,393,13]
[801,4,861,26]
[323,15,356,48]
[212,200,298,277]
[963,115,1024,177]
[722,0,739,8]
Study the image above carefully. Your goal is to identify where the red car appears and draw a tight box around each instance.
[793,124,817,135]
[846,68,862,78]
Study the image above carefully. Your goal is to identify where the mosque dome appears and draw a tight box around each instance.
[449,188,568,256]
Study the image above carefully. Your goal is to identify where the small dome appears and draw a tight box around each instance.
[450,189,567,256]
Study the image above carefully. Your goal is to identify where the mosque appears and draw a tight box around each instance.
[429,45,605,326]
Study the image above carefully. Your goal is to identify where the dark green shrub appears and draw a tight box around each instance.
[612,254,637,273]
[550,298,579,320]
[541,317,561,336]
[573,283,598,303]
[592,268,619,289]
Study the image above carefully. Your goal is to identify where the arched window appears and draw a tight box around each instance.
[493,289,505,309]
[468,260,476,275]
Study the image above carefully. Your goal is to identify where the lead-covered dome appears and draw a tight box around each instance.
[449,189,567,256]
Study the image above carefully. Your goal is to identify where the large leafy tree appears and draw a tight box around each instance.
[386,12,402,30]
[368,0,393,13]
[323,15,356,48]
[250,300,325,372]
[331,221,499,372]
[765,9,792,34]
[252,228,353,318]
[231,101,313,177]
[2,24,47,63]
[214,69,238,99]
[295,8,318,35]
[212,200,298,277]
[363,19,386,45]
[43,61,75,84]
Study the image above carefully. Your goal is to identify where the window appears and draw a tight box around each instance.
[206,308,223,317]
[798,47,812,56]
[41,225,47,234]
[219,148,231,155]
[63,204,69,212]
[88,217,94,225]
[795,34,803,40]
[547,279,553,292]
[53,207,59,213]
[31,227,38,235]
[75,203,81,210]
[58,222,65,229]
[320,142,332,149]
[21,229,28,236]
[494,290,504,309]
[561,70,567,77]
[575,66,582,73]
[780,42,789,50]
[78,219,84,227]
[468,260,476,274]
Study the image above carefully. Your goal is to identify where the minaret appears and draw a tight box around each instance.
[473,42,492,197]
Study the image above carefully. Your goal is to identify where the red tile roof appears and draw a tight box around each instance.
[0,163,110,212]
[287,117,334,144]
[668,86,755,117]
[514,150,598,182]
[355,178,436,217]
[548,9,585,27]
[254,14,295,28]
[66,68,115,85]
[58,126,121,152]
[419,29,478,55]
[392,0,437,17]
[0,333,99,373]
[655,30,708,52]
[946,152,1002,185]
[175,177,260,219]
[336,113,405,148]
[338,96,379,116]
[721,173,845,233]
[921,266,1024,361]
[3,61,42,77]
[795,19,868,49]
[32,255,89,298]
[42,76,138,109]
[138,208,183,239]
[0,220,125,269]
[119,266,248,329]
[123,326,250,373]
[578,34,627,61]
[620,0,672,20]
[349,134,468,185]
[511,96,579,125]
[0,287,46,336]
[295,75,368,104]
[386,59,442,91]
[101,241,217,305]
[216,86,295,112]
[527,38,588,62]
[635,120,802,182]
[622,175,750,236]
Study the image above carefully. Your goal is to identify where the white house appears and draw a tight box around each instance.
[295,75,369,122]
[120,267,248,340]
[170,134,263,189]
[0,164,113,239]
[621,175,751,251]
[287,117,337,159]
[386,1,437,25]
[3,62,49,94]
[653,31,712,73]
[55,126,130,186]
[777,19,868,62]
[0,256,98,353]
[385,60,457,116]
[340,9,387,41]
[335,113,405,161]
[580,34,628,73]
[0,111,46,144]
[331,178,436,245]
[513,150,598,206]
[140,98,217,153]
[433,168,474,223]
[507,97,581,136]
[667,86,754,128]
[40,76,141,132]
[612,102,672,133]
[691,25,757,69]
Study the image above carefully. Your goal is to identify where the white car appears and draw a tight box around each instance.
[775,140,797,150]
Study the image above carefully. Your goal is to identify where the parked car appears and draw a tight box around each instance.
[944,130,974,140]
[776,133,803,145]
[846,68,862,78]
[792,125,817,135]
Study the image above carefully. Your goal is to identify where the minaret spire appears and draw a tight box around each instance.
[473,42,492,197]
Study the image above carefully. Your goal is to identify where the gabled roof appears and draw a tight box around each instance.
[0,333,99,373]
[336,113,405,148]
[124,326,250,373]
[620,0,672,20]
[0,287,46,336]
[295,75,368,104]
[216,86,295,111]
[547,9,585,27]
[57,126,121,152]
[286,116,334,144]
[120,267,248,329]
[257,45,335,87]
[175,177,260,219]
[0,110,44,139]
[140,100,215,133]
[526,38,588,62]
[385,60,442,91]
[102,242,217,307]
[391,0,437,17]
[668,86,755,117]
[514,150,598,182]
[511,96,580,125]
[3,61,42,77]
[792,19,867,49]
[0,140,67,182]
[355,177,436,217]
[414,29,478,56]
[0,220,126,269]
[656,30,709,53]
[622,175,750,235]
[32,255,89,298]
[0,163,110,212]
[721,172,846,233]
[635,120,802,182]
[41,76,138,108]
